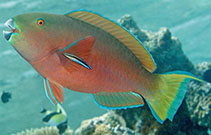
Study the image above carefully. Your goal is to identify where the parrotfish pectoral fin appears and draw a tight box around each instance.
[142,71,203,124]
[44,78,64,105]
[58,36,94,70]
[65,10,157,72]
[58,36,95,56]
[93,92,144,109]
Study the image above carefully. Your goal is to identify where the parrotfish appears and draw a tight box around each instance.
[3,10,202,124]
[41,104,68,134]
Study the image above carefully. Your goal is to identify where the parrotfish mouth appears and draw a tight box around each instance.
[3,19,19,41]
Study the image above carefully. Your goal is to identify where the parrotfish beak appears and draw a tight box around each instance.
[3,19,19,41]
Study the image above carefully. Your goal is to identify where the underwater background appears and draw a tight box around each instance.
[0,0,210,134]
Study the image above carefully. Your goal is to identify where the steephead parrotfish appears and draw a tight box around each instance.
[3,10,202,124]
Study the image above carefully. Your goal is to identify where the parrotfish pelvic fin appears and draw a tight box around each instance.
[58,36,94,70]
[43,78,64,105]
[65,10,157,72]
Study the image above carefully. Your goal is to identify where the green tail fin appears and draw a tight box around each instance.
[144,71,203,124]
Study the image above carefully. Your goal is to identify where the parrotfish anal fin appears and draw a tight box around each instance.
[44,78,64,105]
[58,36,94,70]
[59,36,95,57]
[65,10,157,72]
[93,92,144,109]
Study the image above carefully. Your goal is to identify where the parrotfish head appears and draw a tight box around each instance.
[3,13,72,62]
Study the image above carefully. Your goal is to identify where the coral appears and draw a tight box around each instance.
[118,15,196,74]
[93,124,113,135]
[185,62,211,128]
[145,27,195,73]
[196,62,211,83]
[117,14,148,42]
[12,126,74,135]
[75,111,134,135]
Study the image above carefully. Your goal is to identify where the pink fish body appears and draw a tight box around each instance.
[3,10,202,124]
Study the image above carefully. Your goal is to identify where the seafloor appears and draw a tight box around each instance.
[13,14,211,135]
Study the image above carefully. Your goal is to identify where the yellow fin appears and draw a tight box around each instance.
[93,91,144,109]
[65,10,157,72]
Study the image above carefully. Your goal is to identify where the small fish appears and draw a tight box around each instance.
[41,104,68,134]
[3,10,203,124]
[1,91,12,103]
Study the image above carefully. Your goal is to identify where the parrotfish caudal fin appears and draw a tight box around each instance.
[143,71,203,124]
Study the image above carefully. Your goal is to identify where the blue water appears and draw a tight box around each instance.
[0,0,210,134]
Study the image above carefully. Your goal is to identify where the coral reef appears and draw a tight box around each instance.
[186,62,211,128]
[75,112,135,135]
[118,15,195,74]
[196,62,211,83]
[117,14,148,42]
[12,126,74,135]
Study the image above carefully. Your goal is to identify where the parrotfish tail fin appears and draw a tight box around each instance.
[143,71,203,124]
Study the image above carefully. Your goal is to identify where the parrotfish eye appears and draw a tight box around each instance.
[37,18,44,26]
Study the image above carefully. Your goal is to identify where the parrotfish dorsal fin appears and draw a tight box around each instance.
[65,10,157,72]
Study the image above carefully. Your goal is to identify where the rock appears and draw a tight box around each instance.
[12,126,74,135]
[75,111,134,135]
[145,27,196,73]
[186,62,211,128]
[196,62,211,83]
[118,14,148,42]
[118,14,195,74]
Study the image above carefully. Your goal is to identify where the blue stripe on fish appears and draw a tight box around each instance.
[59,38,83,52]
[64,53,92,70]
[43,79,55,105]
[46,78,61,105]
